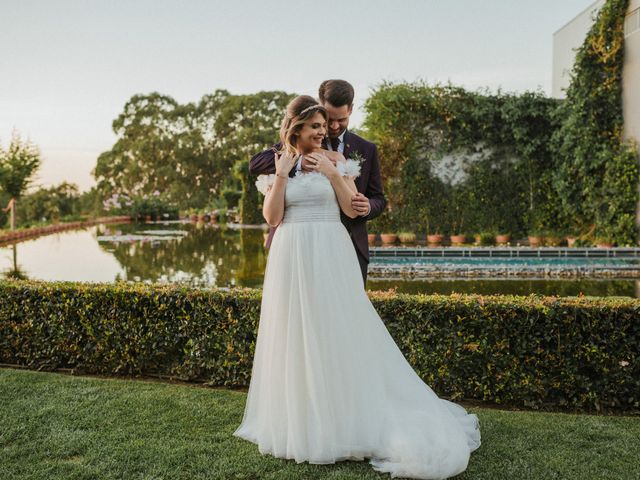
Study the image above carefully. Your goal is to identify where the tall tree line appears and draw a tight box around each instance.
[94,90,294,219]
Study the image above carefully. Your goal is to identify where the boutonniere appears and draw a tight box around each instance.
[338,150,365,179]
[347,151,366,164]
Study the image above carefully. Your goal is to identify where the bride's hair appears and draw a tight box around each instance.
[279,95,327,155]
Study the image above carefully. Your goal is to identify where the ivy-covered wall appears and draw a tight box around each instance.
[551,0,638,245]
[363,84,561,237]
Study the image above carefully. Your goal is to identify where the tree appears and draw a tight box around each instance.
[0,131,42,230]
[94,89,294,220]
[18,182,81,225]
[93,93,182,201]
[215,91,294,224]
[94,91,233,210]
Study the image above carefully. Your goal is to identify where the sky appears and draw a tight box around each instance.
[0,0,597,192]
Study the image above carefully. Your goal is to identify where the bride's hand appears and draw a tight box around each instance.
[275,151,298,177]
[306,152,338,177]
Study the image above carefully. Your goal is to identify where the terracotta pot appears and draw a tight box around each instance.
[566,236,577,247]
[450,234,466,245]
[495,234,511,245]
[528,235,542,247]
[545,236,562,247]
[596,242,614,248]
[380,233,398,245]
[367,234,377,246]
[398,233,416,244]
[427,234,443,245]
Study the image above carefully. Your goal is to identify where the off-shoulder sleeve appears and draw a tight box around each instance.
[255,174,276,195]
[336,159,361,178]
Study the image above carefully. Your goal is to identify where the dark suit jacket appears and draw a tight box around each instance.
[249,131,386,263]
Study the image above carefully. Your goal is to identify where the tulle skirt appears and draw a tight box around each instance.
[233,220,480,479]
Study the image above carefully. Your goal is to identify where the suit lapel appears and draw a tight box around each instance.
[342,131,352,159]
[288,153,302,178]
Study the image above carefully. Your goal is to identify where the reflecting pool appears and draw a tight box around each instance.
[2,221,639,297]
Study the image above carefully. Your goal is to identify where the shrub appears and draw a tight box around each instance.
[0,280,638,412]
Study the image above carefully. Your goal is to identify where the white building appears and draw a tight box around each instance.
[552,0,640,143]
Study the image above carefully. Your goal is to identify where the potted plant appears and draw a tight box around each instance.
[449,198,468,246]
[495,233,511,245]
[528,230,543,247]
[478,232,494,246]
[378,215,397,245]
[544,232,562,247]
[450,233,467,245]
[595,237,615,248]
[398,231,417,244]
[566,234,577,247]
[367,221,382,246]
[380,232,398,245]
[593,225,615,248]
[427,232,444,246]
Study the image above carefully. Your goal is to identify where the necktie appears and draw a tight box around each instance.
[330,137,340,152]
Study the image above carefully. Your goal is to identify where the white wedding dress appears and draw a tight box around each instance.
[233,162,481,479]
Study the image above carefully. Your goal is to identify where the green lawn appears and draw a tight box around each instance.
[1,368,638,480]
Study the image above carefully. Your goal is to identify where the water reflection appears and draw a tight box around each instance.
[1,221,638,297]
[3,244,28,280]
[97,222,267,288]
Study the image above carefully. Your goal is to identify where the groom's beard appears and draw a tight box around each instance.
[328,128,346,138]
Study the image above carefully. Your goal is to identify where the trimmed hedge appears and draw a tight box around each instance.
[0,280,638,412]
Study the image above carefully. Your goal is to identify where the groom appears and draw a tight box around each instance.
[250,79,386,284]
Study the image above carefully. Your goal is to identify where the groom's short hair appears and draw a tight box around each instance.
[319,80,354,108]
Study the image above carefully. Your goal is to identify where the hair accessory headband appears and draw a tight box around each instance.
[299,104,323,116]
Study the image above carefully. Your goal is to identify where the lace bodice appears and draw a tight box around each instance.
[256,160,361,224]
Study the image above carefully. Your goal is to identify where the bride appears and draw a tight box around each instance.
[233,95,481,479]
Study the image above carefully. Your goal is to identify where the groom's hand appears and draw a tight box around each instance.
[303,151,337,171]
[300,155,316,172]
[351,192,370,216]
